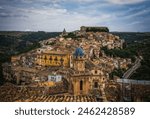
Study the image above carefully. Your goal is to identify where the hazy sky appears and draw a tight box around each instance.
[0,0,149,32]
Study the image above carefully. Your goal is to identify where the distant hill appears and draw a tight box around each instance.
[111,32,150,43]
[111,32,150,80]
[0,31,61,54]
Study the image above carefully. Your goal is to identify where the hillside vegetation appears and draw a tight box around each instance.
[110,32,150,80]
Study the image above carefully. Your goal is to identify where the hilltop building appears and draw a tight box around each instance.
[80,26,109,32]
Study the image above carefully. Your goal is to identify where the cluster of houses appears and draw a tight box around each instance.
[2,26,132,101]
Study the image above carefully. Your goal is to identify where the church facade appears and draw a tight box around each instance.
[68,47,107,96]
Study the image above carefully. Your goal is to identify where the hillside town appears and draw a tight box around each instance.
[1,26,149,102]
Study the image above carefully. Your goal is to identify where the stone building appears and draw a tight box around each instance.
[80,26,109,32]
[68,47,107,97]
[36,51,71,67]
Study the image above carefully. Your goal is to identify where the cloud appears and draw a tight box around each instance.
[0,8,28,18]
[123,8,150,19]
[17,7,109,31]
[106,0,146,5]
[127,21,141,26]
[0,0,149,31]
[0,4,112,31]
[67,0,98,3]
[20,0,98,4]
[23,8,68,16]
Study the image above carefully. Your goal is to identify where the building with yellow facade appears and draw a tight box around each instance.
[36,51,71,67]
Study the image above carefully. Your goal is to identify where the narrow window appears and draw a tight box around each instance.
[95,70,97,74]
[80,80,83,91]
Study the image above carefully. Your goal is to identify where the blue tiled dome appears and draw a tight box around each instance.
[74,47,84,57]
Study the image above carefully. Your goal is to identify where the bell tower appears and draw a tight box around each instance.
[70,47,88,95]
[73,47,85,72]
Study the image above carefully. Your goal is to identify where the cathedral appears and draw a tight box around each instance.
[68,47,107,96]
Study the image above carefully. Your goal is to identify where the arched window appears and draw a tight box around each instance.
[94,82,98,89]
[80,80,83,91]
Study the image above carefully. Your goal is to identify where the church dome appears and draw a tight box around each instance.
[74,47,84,57]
